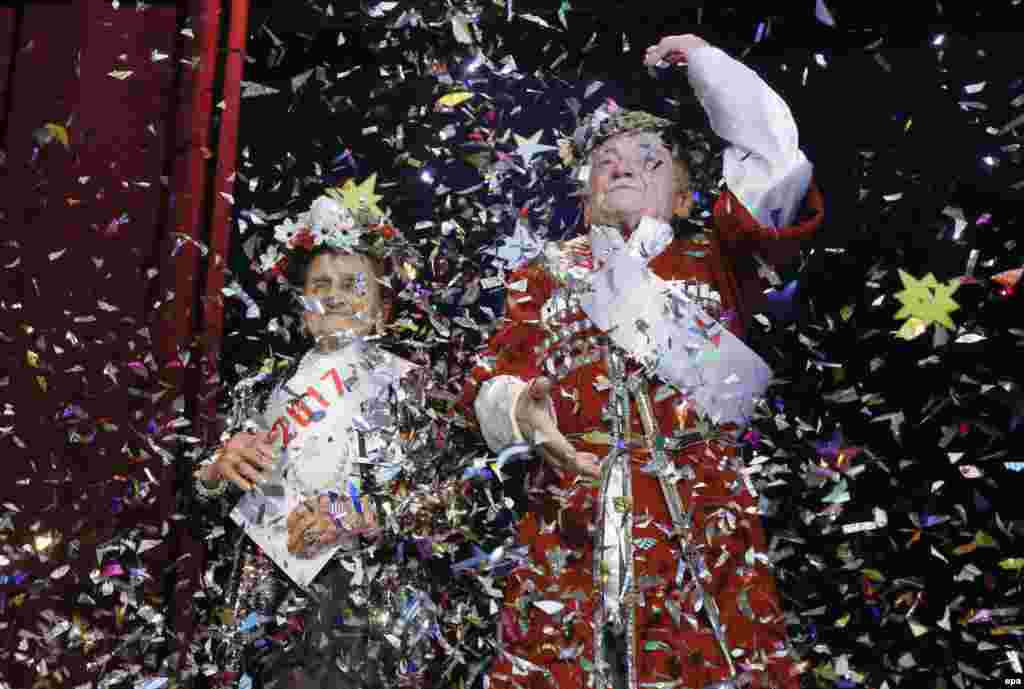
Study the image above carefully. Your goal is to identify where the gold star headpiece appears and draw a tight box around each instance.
[259,174,405,278]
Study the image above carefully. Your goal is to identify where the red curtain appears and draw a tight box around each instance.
[0,0,246,685]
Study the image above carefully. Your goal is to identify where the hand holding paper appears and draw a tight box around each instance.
[286,493,381,558]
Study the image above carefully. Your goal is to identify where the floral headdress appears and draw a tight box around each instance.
[259,175,403,279]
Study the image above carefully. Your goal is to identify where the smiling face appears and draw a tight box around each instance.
[584,131,692,230]
[301,251,388,339]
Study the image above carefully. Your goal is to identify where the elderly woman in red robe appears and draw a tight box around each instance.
[460,34,824,689]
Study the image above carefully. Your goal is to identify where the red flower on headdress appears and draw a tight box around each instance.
[293,229,315,251]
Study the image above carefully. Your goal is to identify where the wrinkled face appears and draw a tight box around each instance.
[302,252,386,338]
[584,131,690,229]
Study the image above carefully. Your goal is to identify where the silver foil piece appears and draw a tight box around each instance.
[593,346,637,689]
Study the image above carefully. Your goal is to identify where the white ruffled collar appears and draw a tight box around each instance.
[588,217,675,268]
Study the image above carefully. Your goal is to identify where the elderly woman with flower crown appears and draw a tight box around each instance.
[460,35,824,689]
[190,187,428,689]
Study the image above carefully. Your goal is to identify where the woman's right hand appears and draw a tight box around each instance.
[198,431,276,491]
[514,377,601,479]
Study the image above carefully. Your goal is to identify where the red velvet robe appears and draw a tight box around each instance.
[461,184,824,689]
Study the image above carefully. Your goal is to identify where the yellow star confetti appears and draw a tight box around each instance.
[331,173,384,218]
[513,130,544,147]
[892,269,960,338]
[513,129,558,164]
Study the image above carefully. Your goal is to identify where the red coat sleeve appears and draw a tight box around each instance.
[457,262,556,428]
[714,179,825,268]
[709,180,825,338]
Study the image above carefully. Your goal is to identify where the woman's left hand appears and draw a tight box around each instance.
[286,494,380,557]
[643,34,709,67]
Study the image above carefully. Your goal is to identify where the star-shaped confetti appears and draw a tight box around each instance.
[892,269,960,337]
[513,130,558,165]
[487,211,544,269]
[334,173,384,218]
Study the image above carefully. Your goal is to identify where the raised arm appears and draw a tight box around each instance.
[645,35,815,233]
[688,44,803,174]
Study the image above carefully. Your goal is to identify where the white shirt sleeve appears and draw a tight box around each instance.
[687,44,813,229]
[473,375,529,453]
